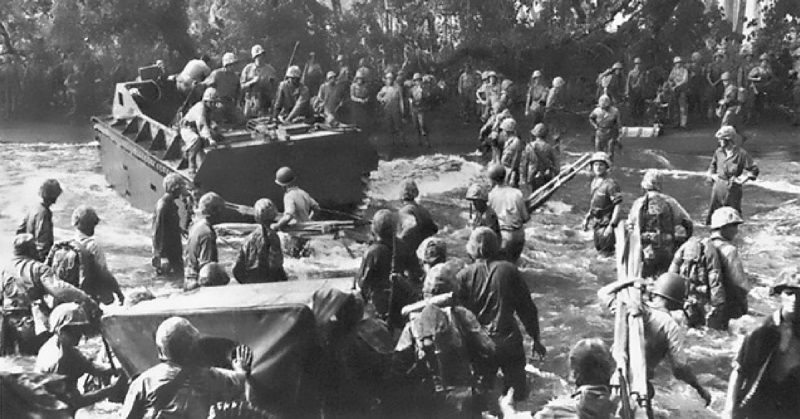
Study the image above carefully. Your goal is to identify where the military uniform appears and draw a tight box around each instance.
[152,193,183,276]
[706,146,758,224]
[500,134,524,188]
[488,185,530,263]
[588,105,621,157]
[398,201,438,254]
[17,202,54,262]
[180,101,216,172]
[626,191,692,278]
[520,137,559,193]
[526,83,548,124]
[273,80,312,123]
[588,176,622,256]
[184,217,218,290]
[232,225,286,284]
[240,61,277,117]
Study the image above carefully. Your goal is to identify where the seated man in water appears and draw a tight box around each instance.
[121,316,252,419]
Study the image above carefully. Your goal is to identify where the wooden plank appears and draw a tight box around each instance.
[526,153,592,213]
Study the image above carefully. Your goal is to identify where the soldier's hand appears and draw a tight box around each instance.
[532,340,547,360]
[232,345,253,374]
[697,386,712,406]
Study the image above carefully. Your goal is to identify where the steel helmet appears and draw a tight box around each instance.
[202,87,219,103]
[49,302,89,333]
[553,76,566,87]
[793,47,800,58]
[759,53,769,61]
[466,227,500,260]
[251,44,265,59]
[275,166,296,186]
[40,179,63,200]
[531,70,543,78]
[709,206,743,229]
[155,316,201,364]
[771,267,800,295]
[715,125,737,140]
[640,169,663,191]
[71,205,100,229]
[465,183,489,201]
[253,198,277,224]
[417,237,447,265]
[371,209,396,240]
[598,94,611,107]
[326,70,336,79]
[481,71,490,80]
[163,173,185,195]
[412,72,423,81]
[222,52,236,67]
[486,70,497,79]
[501,79,513,91]
[400,179,419,201]
[673,56,683,64]
[197,192,225,217]
[354,68,367,80]
[286,65,302,79]
[422,74,435,83]
[720,72,731,81]
[633,57,642,64]
[13,233,36,257]
[531,123,548,138]
[499,118,517,132]
[691,51,702,61]
[384,71,395,80]
[651,272,687,306]
[198,262,230,286]
[488,164,506,182]
[589,151,612,168]
[612,62,624,70]
[422,263,454,297]
[336,54,346,62]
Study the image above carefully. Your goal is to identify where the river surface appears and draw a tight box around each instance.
[1,119,799,418]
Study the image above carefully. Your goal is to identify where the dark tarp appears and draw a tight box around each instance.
[0,371,72,419]
[101,278,353,415]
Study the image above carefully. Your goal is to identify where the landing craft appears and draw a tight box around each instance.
[92,72,379,222]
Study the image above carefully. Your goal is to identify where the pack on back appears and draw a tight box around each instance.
[45,241,82,288]
[676,236,709,295]
[638,193,675,261]
[707,238,749,319]
[410,304,474,389]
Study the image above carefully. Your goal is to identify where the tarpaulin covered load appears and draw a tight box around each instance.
[101,278,353,415]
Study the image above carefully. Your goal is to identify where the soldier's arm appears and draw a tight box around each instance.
[665,322,710,403]
[705,241,727,308]
[742,151,759,181]
[668,245,684,274]
[33,210,52,260]
[287,87,311,121]
[512,272,541,343]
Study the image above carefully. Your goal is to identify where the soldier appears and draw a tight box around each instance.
[121,317,252,419]
[377,71,406,145]
[173,55,211,108]
[588,95,621,159]
[240,44,277,118]
[737,49,758,124]
[544,76,567,137]
[17,179,62,261]
[465,183,501,237]
[520,123,560,193]
[349,68,371,127]
[479,102,512,163]
[398,180,439,254]
[706,125,758,225]
[271,166,320,258]
[476,71,491,122]
[184,192,225,290]
[273,65,312,123]
[723,268,800,419]
[668,56,690,128]
[626,57,646,123]
[597,62,625,104]
[180,87,221,174]
[71,206,124,305]
[202,52,243,124]
[233,198,286,283]
[455,227,546,405]
[706,52,727,120]
[479,71,502,122]
[152,173,185,277]
[487,165,530,263]
[499,118,524,188]
[626,169,694,278]
[583,152,622,257]
[458,63,481,122]
[717,72,742,130]
[410,73,432,147]
[748,53,774,125]
[525,70,548,124]
[303,52,324,98]
[687,51,706,120]
[1,234,95,355]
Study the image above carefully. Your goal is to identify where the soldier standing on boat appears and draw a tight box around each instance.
[583,152,622,257]
[271,166,319,258]
[706,125,758,225]
[152,173,185,277]
[272,65,313,124]
[588,95,621,160]
[202,52,243,125]
[240,44,277,118]
[233,198,287,283]
[180,87,222,174]
[173,55,212,110]
[723,268,800,419]
[17,179,62,262]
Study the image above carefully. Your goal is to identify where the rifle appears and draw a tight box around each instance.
[287,41,300,70]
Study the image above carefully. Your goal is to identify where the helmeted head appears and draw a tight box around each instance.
[197,192,225,219]
[568,338,614,387]
[222,52,236,67]
[253,198,277,225]
[155,316,201,365]
[553,76,565,87]
[488,164,506,184]
[691,51,702,62]
[709,206,743,230]
[251,44,265,60]
[49,302,89,337]
[412,73,423,82]
[422,263,455,298]
[481,71,490,81]
[13,233,36,258]
[771,267,800,296]
[336,54,346,63]
[486,70,497,81]
[40,179,63,203]
[499,118,517,133]
[720,71,731,82]
[371,209,396,241]
[673,56,683,65]
[715,125,737,144]
[384,71,395,82]
[326,71,336,80]
[400,179,419,201]
[286,65,302,80]
[598,95,611,108]
[612,62,623,71]
[640,169,663,191]
[417,237,447,266]
[759,53,769,62]
[198,262,230,286]
[72,205,100,235]
[275,166,296,187]
[500,79,513,92]
[354,68,367,81]
[202,87,219,104]
[589,151,612,169]
[633,57,642,65]
[466,227,500,260]
[531,123,548,138]
[163,173,185,196]
[531,70,542,79]
[651,272,687,310]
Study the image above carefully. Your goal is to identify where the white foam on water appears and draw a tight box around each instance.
[369,154,485,201]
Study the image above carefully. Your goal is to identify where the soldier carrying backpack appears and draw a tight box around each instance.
[669,206,750,330]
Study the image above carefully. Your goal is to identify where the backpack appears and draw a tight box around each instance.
[675,236,709,297]
[707,238,749,319]
[410,305,475,390]
[638,193,675,260]
[45,240,82,288]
